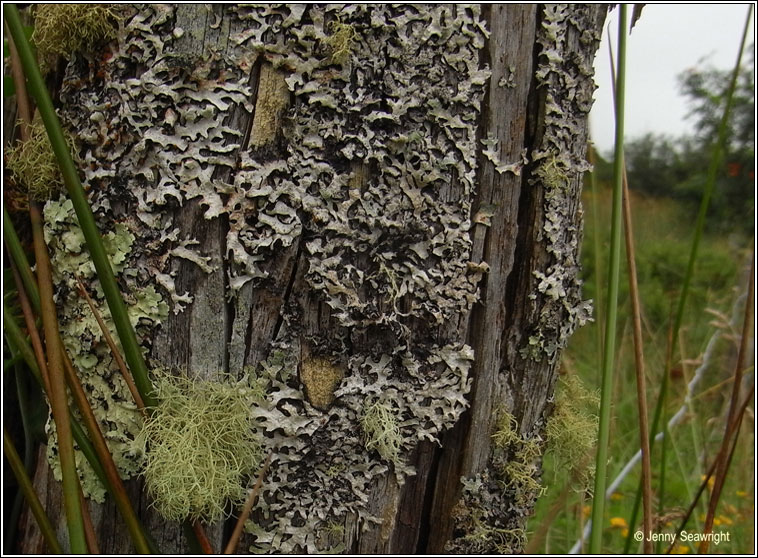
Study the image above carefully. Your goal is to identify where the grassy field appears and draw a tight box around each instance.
[527,185,754,554]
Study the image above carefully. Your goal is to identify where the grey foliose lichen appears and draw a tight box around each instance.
[447,411,543,554]
[523,4,599,361]
[446,472,528,554]
[52,3,489,551]
[248,340,472,552]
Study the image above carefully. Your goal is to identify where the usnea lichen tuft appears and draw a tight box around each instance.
[360,398,404,466]
[5,116,76,201]
[545,374,599,489]
[138,372,263,522]
[33,4,122,74]
[491,409,544,508]
[324,15,360,63]
[447,473,527,554]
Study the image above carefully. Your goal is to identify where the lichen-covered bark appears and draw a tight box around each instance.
[18,4,605,554]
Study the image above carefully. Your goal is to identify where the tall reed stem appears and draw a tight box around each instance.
[589,5,626,553]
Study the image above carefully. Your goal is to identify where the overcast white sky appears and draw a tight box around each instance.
[590,3,755,155]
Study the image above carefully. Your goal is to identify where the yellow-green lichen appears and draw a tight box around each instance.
[43,197,169,502]
[33,4,122,74]
[324,16,359,63]
[317,520,346,553]
[300,356,344,410]
[360,398,403,466]
[545,374,599,490]
[139,372,264,522]
[458,508,526,554]
[448,473,527,554]
[492,409,544,507]
[5,116,76,201]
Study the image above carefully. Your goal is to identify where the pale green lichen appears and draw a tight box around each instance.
[545,374,599,490]
[33,4,122,74]
[138,372,264,522]
[492,409,544,508]
[360,398,403,466]
[324,16,359,63]
[5,116,76,201]
[43,197,169,502]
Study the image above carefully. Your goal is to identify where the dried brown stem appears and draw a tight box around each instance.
[75,277,147,414]
[224,454,272,554]
[192,520,215,554]
[10,262,52,396]
[622,166,653,553]
[666,384,754,554]
[700,252,754,553]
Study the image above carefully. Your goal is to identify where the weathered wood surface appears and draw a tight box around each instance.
[17,4,605,554]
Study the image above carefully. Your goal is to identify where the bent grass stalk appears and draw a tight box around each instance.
[29,119,88,557]
[2,305,107,486]
[589,5,627,554]
[6,255,154,554]
[4,208,40,312]
[6,17,85,553]
[5,19,155,550]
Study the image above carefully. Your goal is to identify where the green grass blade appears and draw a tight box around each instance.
[587,142,605,375]
[4,344,35,552]
[4,207,40,312]
[4,428,63,554]
[589,6,627,553]
[4,4,156,408]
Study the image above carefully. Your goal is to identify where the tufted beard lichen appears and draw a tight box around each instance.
[5,115,77,202]
[138,372,263,522]
[32,4,122,74]
[360,398,404,466]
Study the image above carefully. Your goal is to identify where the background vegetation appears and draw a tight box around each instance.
[528,44,755,554]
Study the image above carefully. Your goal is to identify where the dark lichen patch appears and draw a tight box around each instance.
[446,473,527,554]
